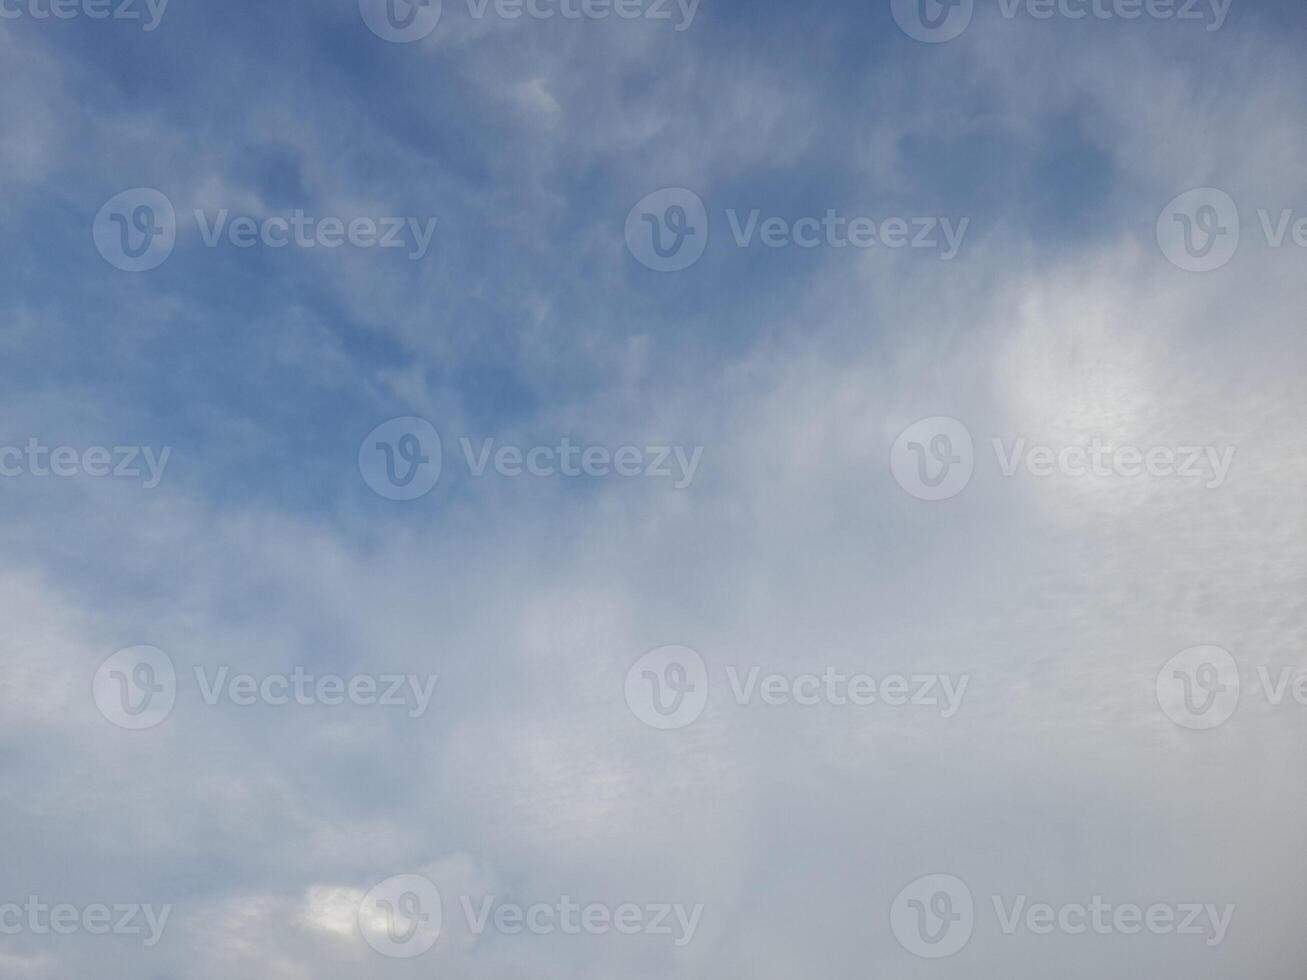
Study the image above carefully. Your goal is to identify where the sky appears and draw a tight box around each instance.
[1,0,1306,977]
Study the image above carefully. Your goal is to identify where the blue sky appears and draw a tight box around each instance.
[2,0,1307,977]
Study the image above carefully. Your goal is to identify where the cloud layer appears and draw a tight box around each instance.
[1,0,1305,977]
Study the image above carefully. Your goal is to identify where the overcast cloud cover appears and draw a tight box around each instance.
[2,0,1306,977]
